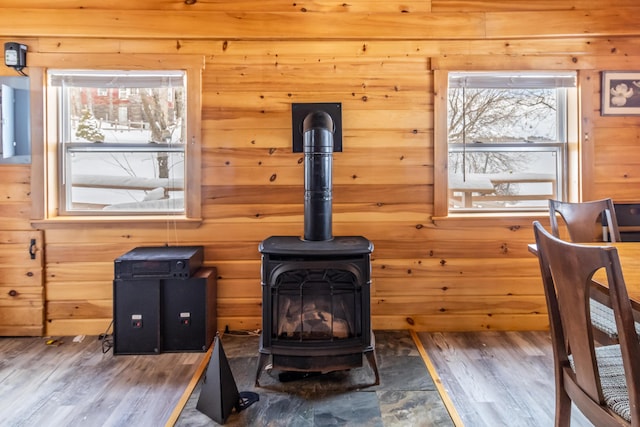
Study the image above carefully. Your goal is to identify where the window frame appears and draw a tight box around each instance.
[49,69,187,215]
[28,54,204,227]
[432,61,580,218]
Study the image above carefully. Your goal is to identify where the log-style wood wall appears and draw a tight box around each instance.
[1,0,640,336]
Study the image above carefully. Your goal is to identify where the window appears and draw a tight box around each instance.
[446,71,577,212]
[47,69,187,215]
[0,76,30,163]
[29,54,203,225]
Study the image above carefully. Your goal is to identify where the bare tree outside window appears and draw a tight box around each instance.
[447,71,575,211]
[49,70,187,214]
[448,87,557,175]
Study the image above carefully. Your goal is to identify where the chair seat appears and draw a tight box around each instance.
[533,220,640,425]
[590,298,640,338]
[569,345,630,422]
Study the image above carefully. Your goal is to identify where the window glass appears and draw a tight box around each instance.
[48,70,186,214]
[0,76,30,163]
[447,71,576,212]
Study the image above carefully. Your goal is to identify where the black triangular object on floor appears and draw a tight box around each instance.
[196,335,241,424]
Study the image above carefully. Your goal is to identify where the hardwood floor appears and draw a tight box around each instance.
[0,331,596,426]
[0,335,206,427]
[419,331,594,427]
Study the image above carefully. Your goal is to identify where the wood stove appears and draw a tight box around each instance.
[255,106,379,386]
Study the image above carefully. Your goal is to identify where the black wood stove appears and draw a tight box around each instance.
[255,106,379,386]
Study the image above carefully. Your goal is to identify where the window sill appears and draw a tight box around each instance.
[432,211,550,226]
[30,216,203,229]
[434,210,549,219]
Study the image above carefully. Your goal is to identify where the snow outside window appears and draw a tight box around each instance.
[447,71,577,212]
[48,70,187,215]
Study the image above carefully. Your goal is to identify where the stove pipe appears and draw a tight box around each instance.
[303,110,334,241]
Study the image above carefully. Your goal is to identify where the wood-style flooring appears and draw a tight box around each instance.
[419,331,594,427]
[0,331,597,426]
[0,334,206,426]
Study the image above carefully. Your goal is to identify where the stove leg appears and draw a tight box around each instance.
[255,352,270,387]
[364,349,380,386]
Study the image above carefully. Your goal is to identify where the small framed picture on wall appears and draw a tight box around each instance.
[602,71,640,115]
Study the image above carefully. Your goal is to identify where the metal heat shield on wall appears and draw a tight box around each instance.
[291,102,342,153]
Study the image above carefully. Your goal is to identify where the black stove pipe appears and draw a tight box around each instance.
[303,110,334,241]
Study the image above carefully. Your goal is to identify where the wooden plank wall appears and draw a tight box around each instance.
[1,0,640,336]
[0,166,44,336]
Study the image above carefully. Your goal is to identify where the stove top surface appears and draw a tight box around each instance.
[259,236,373,255]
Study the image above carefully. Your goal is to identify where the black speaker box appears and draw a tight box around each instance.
[195,335,260,424]
[113,268,217,355]
[196,335,240,424]
[113,278,161,355]
[162,268,217,352]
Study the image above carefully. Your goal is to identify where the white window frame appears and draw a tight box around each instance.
[433,65,579,217]
[49,69,187,215]
[28,54,204,226]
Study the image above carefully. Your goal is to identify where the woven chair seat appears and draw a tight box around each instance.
[570,345,630,422]
[534,220,640,425]
[590,299,640,338]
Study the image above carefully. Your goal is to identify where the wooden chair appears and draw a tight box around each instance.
[548,198,635,344]
[533,221,640,426]
[549,198,621,243]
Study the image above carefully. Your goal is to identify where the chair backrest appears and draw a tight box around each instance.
[533,221,640,426]
[548,198,621,243]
